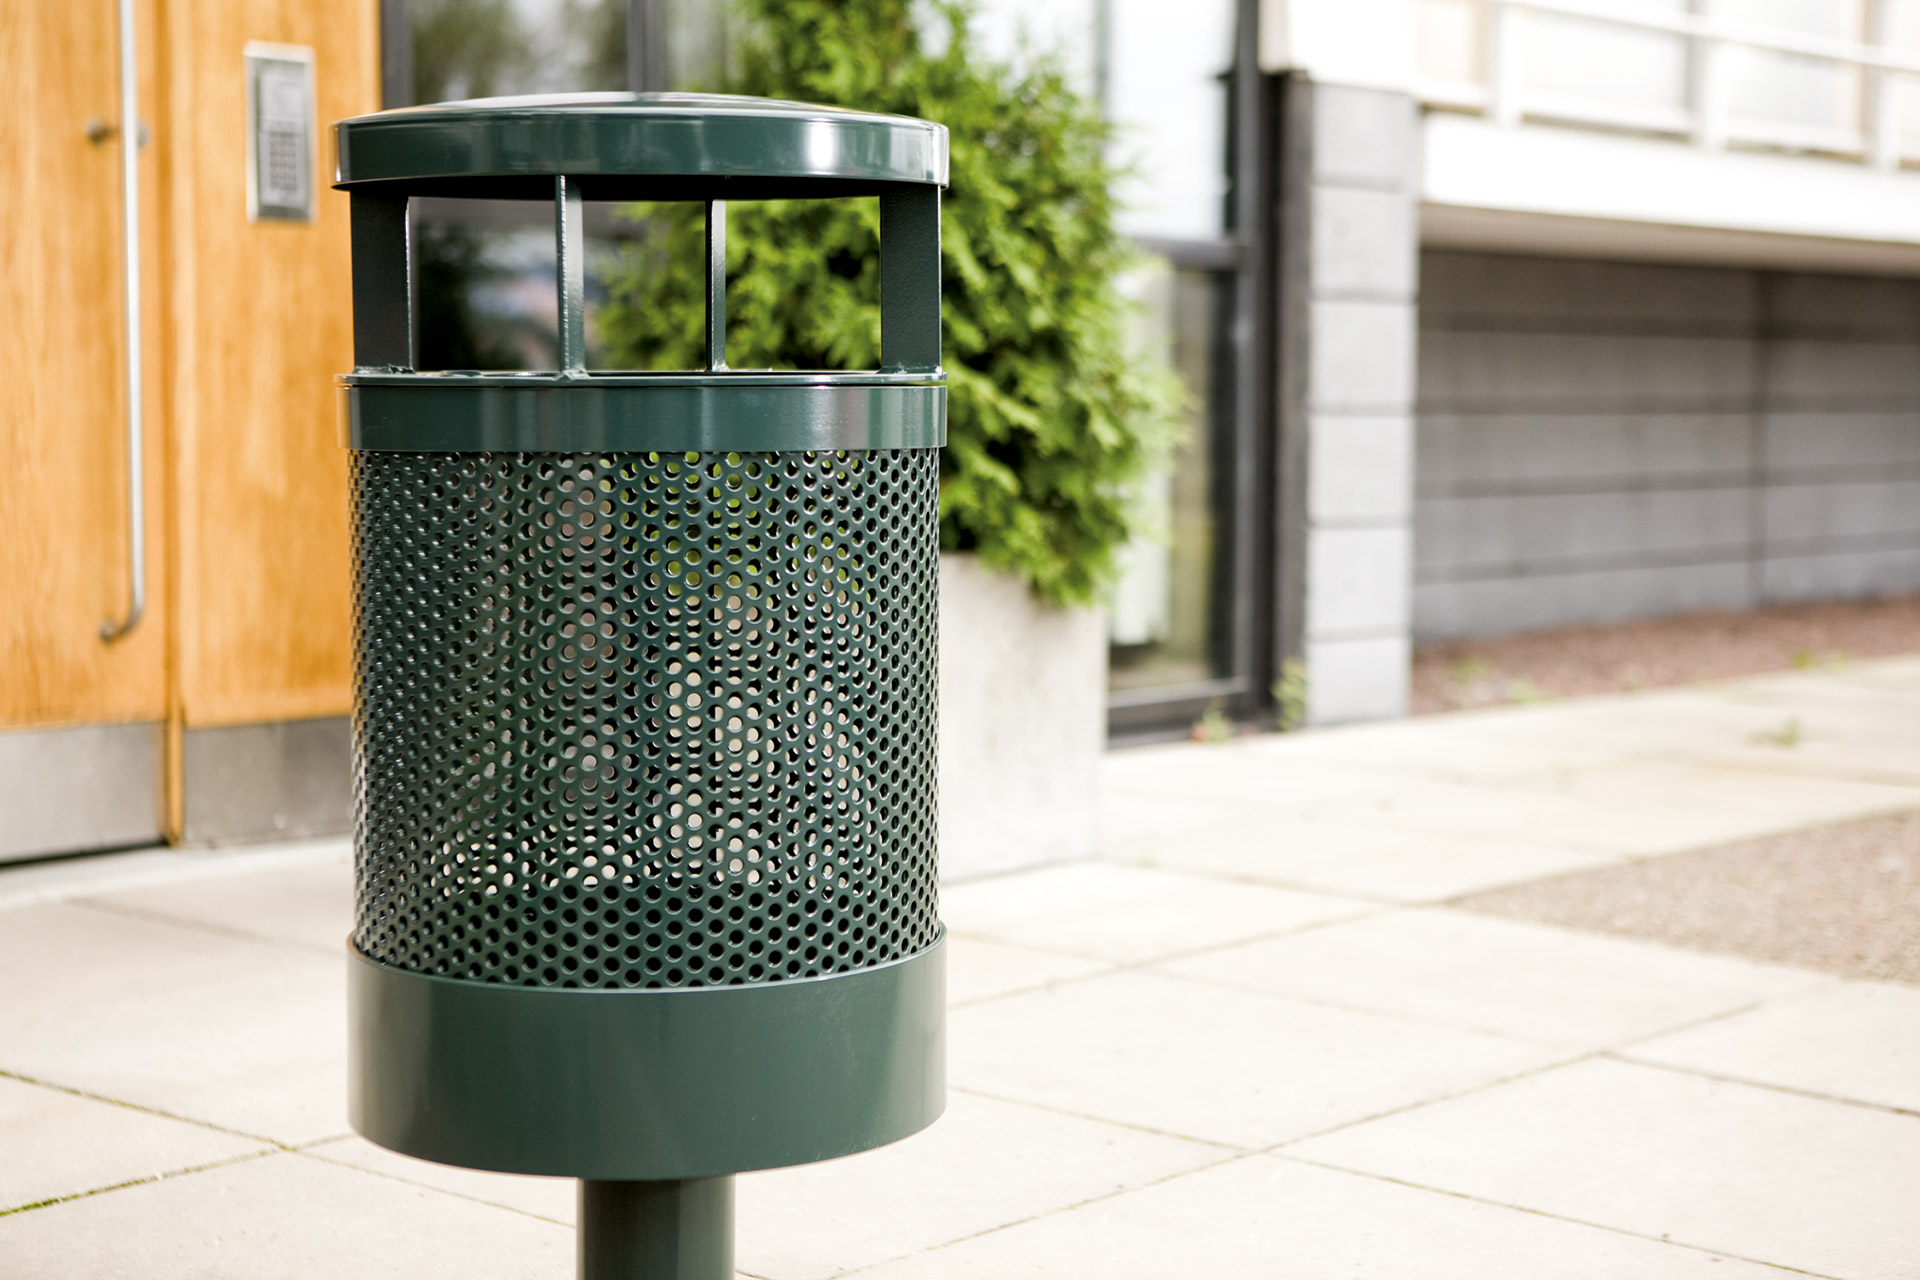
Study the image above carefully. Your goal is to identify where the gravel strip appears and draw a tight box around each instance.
[1454,810,1920,986]
[1413,595,1920,715]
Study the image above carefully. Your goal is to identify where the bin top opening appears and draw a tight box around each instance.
[333,92,949,200]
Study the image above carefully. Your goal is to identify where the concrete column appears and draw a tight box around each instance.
[1293,83,1419,725]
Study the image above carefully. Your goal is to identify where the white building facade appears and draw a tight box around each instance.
[1021,0,1920,731]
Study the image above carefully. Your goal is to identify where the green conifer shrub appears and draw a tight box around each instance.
[596,0,1181,607]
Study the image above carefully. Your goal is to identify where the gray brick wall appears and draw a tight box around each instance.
[1413,250,1920,641]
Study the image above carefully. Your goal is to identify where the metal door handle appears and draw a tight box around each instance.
[100,0,144,642]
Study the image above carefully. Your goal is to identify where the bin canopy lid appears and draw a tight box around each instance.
[332,92,948,199]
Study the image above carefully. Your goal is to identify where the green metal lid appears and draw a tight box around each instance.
[332,92,948,199]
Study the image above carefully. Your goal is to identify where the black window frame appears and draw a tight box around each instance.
[1105,0,1279,742]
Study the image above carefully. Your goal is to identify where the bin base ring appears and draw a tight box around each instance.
[348,932,944,1179]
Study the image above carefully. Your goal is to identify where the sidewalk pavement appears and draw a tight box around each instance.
[3,659,1919,1278]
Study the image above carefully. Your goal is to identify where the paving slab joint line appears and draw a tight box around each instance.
[1598,1052,1920,1122]
[1272,1153,1844,1280]
[1108,855,1475,907]
[946,972,1118,1010]
[1700,761,1920,791]
[292,1144,574,1228]
[944,901,1392,1004]
[0,1146,282,1219]
[1329,814,1658,861]
[1263,1049,1605,1152]
[0,840,348,913]
[1633,750,1920,798]
[1588,981,1846,1058]
[0,1067,302,1153]
[65,895,346,959]
[945,1084,1249,1153]
[1133,959,1629,1050]
[1640,750,1920,791]
[831,1150,1264,1279]
[1226,748,1673,792]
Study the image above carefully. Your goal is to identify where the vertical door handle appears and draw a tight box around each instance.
[100,0,144,642]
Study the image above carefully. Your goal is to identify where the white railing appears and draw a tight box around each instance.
[1418,0,1920,170]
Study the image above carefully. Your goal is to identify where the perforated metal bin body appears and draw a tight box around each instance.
[333,95,948,1197]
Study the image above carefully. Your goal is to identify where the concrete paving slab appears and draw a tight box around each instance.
[1113,732,1920,860]
[0,1150,572,1279]
[736,1090,1226,1280]
[0,955,349,1146]
[1105,806,1620,904]
[1721,666,1920,704]
[0,1075,270,1214]
[1823,655,1920,687]
[303,1091,1228,1280]
[944,936,1111,1005]
[852,1153,1802,1280]
[0,838,346,914]
[1624,980,1920,1114]
[1222,717,1654,788]
[1290,1057,1920,1280]
[1103,742,1495,814]
[949,970,1568,1148]
[300,1137,574,1223]
[1159,908,1828,1049]
[1337,759,1920,857]
[82,850,352,955]
[939,863,1370,964]
[1293,679,1920,789]
[1707,685,1920,749]
[1673,740,1920,790]
[1227,691,1781,785]
[0,902,310,1019]
[1555,758,1920,829]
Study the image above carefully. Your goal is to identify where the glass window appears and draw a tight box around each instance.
[1104,0,1236,242]
[408,0,629,102]
[1101,0,1247,728]
[1107,262,1233,695]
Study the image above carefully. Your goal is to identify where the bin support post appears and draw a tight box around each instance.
[578,1177,735,1280]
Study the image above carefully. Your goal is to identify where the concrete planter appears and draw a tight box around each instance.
[937,554,1107,881]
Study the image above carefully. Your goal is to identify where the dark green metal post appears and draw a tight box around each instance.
[878,186,941,372]
[579,1179,734,1280]
[348,191,410,371]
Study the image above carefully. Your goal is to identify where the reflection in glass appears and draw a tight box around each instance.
[1108,262,1229,693]
[412,199,633,372]
[406,0,630,371]
[1102,0,1235,241]
[410,0,628,103]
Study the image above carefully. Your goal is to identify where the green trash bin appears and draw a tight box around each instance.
[333,94,948,1280]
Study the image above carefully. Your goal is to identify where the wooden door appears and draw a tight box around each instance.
[0,0,170,859]
[162,0,373,735]
[0,0,376,859]
[0,1,168,736]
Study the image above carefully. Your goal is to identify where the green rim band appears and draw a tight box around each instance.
[340,380,947,452]
[348,934,946,1179]
[333,94,948,193]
